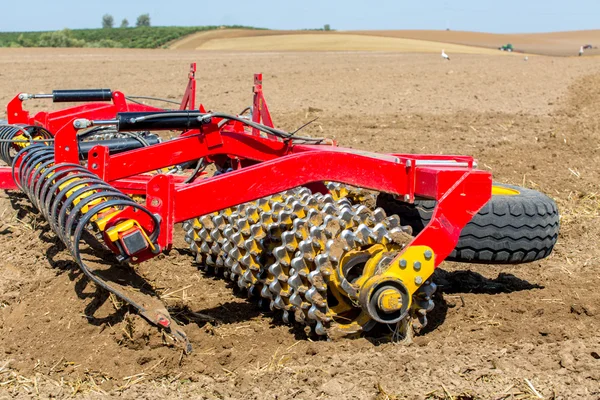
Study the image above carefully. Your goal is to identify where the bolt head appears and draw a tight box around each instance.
[413,260,421,271]
[415,276,423,285]
[424,249,433,260]
[403,194,411,202]
[399,259,407,268]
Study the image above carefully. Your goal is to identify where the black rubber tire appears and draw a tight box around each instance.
[377,183,560,264]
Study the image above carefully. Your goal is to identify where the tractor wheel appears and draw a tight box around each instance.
[377,183,560,264]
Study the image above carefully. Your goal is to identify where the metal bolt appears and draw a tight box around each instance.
[74,120,81,128]
[424,250,433,260]
[399,259,407,268]
[413,260,421,271]
[415,276,423,285]
[403,194,410,202]
[406,160,412,168]
[64,146,70,152]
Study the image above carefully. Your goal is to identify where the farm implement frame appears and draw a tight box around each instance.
[1,63,552,354]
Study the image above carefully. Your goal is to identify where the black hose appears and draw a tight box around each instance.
[183,158,206,184]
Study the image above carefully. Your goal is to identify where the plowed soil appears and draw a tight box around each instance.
[0,48,599,399]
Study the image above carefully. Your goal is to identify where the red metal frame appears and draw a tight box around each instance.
[179,63,197,111]
[251,73,274,135]
[0,69,492,272]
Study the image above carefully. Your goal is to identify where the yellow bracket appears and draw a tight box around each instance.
[95,210,122,231]
[105,219,156,252]
[355,245,436,324]
[12,134,44,149]
[385,245,435,296]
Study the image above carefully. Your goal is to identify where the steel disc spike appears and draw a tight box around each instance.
[315,321,327,336]
[341,230,360,249]
[272,245,288,263]
[231,261,243,276]
[372,208,386,223]
[288,271,303,290]
[269,279,282,297]
[321,203,337,216]
[223,226,235,239]
[224,254,236,268]
[319,193,334,205]
[336,197,352,208]
[221,240,233,254]
[260,285,273,300]
[370,223,388,243]
[236,217,251,235]
[260,211,274,227]
[270,202,284,214]
[209,227,222,242]
[308,270,327,291]
[281,231,297,250]
[338,207,354,226]
[200,241,211,254]
[354,223,373,244]
[289,292,303,308]
[230,231,244,247]
[256,198,270,211]
[306,286,326,306]
[198,228,211,242]
[205,255,215,266]
[386,214,401,229]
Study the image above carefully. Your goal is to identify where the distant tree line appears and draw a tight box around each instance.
[0,25,267,49]
[102,13,150,29]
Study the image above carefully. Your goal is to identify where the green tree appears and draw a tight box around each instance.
[120,18,129,28]
[324,24,331,31]
[136,13,151,27]
[102,14,114,29]
[38,29,85,47]
[16,34,34,47]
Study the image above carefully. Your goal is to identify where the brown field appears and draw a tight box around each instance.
[171,28,600,56]
[0,47,599,399]
[350,30,600,56]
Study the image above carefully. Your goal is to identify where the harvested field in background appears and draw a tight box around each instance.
[171,28,600,56]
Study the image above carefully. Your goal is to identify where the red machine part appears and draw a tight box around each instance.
[1,68,492,272]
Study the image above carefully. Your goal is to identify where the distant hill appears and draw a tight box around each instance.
[171,29,600,56]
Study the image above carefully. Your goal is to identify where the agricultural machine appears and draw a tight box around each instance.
[0,64,559,353]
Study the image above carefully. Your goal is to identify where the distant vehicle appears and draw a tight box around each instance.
[583,44,593,50]
[499,43,514,52]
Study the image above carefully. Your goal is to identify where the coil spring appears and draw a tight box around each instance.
[12,144,162,321]
[0,124,52,165]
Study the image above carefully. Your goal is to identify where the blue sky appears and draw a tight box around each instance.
[2,0,598,33]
